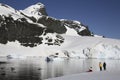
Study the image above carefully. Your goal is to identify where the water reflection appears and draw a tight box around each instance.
[0,59,42,80]
[0,58,120,80]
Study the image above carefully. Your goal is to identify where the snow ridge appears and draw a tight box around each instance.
[0,3,32,21]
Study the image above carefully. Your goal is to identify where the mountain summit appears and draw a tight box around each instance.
[21,3,48,19]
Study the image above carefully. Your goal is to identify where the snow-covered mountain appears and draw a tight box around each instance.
[0,3,120,59]
[0,3,91,46]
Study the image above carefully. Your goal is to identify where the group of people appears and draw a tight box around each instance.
[99,62,106,71]
[87,62,106,72]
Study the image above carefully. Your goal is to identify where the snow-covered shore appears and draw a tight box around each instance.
[45,71,120,80]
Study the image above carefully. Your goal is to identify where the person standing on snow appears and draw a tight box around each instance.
[103,62,106,70]
[99,62,102,71]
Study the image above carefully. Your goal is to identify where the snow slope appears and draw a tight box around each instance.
[0,3,23,20]
[45,71,120,80]
[0,3,28,20]
[0,34,120,59]
[65,25,79,36]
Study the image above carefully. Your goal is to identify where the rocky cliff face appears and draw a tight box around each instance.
[0,3,92,47]
[0,15,44,47]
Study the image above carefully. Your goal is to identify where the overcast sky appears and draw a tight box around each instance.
[0,0,120,39]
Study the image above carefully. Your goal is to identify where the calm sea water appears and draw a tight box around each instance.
[0,57,120,80]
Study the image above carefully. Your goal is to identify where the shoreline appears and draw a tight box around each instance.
[45,70,120,80]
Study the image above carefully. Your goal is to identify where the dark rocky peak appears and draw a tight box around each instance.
[37,16,67,34]
[60,19,92,36]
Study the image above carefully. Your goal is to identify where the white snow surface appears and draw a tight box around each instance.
[0,35,120,59]
[65,25,79,36]
[45,71,120,80]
